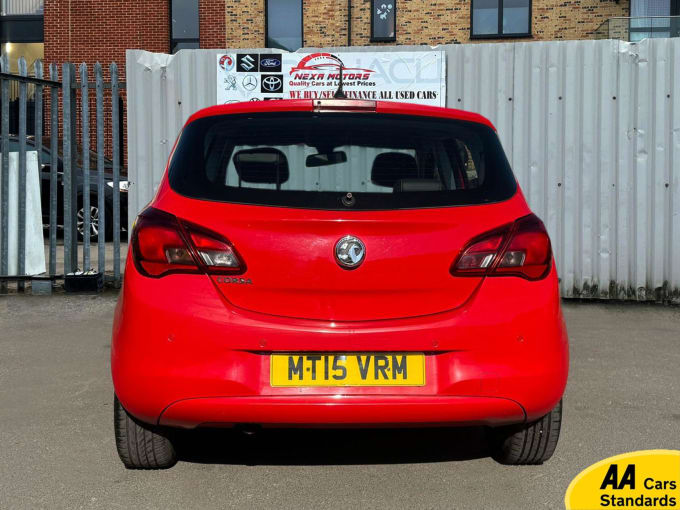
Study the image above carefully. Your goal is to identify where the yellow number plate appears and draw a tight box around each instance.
[270,353,425,387]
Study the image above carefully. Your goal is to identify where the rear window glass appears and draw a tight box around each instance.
[168,112,516,210]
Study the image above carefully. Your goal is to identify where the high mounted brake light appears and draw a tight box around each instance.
[131,207,245,278]
[451,214,552,281]
[313,99,377,113]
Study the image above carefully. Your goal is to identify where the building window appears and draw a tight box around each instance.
[371,1,396,42]
[171,0,199,53]
[630,0,679,41]
[471,0,531,38]
[0,0,44,52]
[266,0,303,51]
[0,0,43,16]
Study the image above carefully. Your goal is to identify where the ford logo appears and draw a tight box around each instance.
[335,235,366,269]
[261,58,281,68]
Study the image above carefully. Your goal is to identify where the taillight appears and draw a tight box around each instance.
[131,207,245,278]
[451,214,552,280]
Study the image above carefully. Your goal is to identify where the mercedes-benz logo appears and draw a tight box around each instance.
[242,75,257,91]
[335,235,366,269]
[262,75,282,92]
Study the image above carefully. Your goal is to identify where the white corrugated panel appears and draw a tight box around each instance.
[127,38,680,303]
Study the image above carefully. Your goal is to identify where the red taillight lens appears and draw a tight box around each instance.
[183,223,245,274]
[451,214,552,280]
[132,207,245,278]
[452,229,507,275]
[493,215,552,279]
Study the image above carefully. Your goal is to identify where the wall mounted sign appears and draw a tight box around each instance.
[217,50,446,107]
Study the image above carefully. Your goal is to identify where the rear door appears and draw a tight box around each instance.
[161,110,526,321]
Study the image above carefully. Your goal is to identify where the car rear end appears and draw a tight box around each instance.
[111,99,568,469]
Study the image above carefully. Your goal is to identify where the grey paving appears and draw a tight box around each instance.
[0,295,678,509]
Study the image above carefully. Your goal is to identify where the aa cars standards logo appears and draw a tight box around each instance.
[565,450,679,509]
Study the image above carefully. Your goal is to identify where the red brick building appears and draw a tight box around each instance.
[43,0,226,83]
[15,1,225,165]
[2,0,678,83]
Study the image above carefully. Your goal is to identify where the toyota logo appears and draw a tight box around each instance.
[242,75,257,91]
[262,76,282,92]
[335,236,366,269]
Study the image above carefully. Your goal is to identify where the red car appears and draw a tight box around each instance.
[112,99,568,469]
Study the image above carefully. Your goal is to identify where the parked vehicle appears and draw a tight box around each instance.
[3,136,128,240]
[111,99,569,469]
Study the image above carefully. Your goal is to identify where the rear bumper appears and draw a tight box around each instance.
[159,396,525,427]
[112,259,568,429]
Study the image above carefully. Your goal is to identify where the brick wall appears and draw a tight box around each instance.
[225,0,265,47]
[304,1,349,47]
[222,0,629,49]
[44,0,170,82]
[200,0,228,48]
[43,1,226,167]
[43,0,171,167]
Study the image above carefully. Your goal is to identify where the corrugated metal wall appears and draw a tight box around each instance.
[126,38,680,302]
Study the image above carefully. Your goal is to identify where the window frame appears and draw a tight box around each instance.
[370,0,397,43]
[0,16,43,43]
[170,0,200,54]
[265,0,304,51]
[629,0,680,39]
[469,0,533,39]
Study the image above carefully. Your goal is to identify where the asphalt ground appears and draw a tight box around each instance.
[1,294,678,509]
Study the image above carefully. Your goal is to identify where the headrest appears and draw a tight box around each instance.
[371,152,418,188]
[233,148,289,184]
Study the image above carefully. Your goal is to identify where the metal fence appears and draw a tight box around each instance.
[0,56,124,293]
[127,38,680,304]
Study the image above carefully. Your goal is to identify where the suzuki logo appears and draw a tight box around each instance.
[262,75,282,92]
[335,236,366,269]
[240,55,256,71]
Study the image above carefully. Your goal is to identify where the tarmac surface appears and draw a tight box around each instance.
[1,294,678,509]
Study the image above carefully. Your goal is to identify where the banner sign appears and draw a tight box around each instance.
[216,51,446,107]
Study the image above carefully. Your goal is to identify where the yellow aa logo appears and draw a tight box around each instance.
[565,450,680,510]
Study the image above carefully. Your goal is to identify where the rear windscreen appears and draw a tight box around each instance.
[168,112,517,210]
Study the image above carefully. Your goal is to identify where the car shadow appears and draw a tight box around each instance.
[173,426,492,466]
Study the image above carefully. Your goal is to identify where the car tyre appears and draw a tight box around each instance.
[489,399,562,465]
[113,395,177,469]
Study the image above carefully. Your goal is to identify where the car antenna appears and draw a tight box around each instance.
[334,64,347,99]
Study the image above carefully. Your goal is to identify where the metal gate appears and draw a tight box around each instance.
[0,56,125,294]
